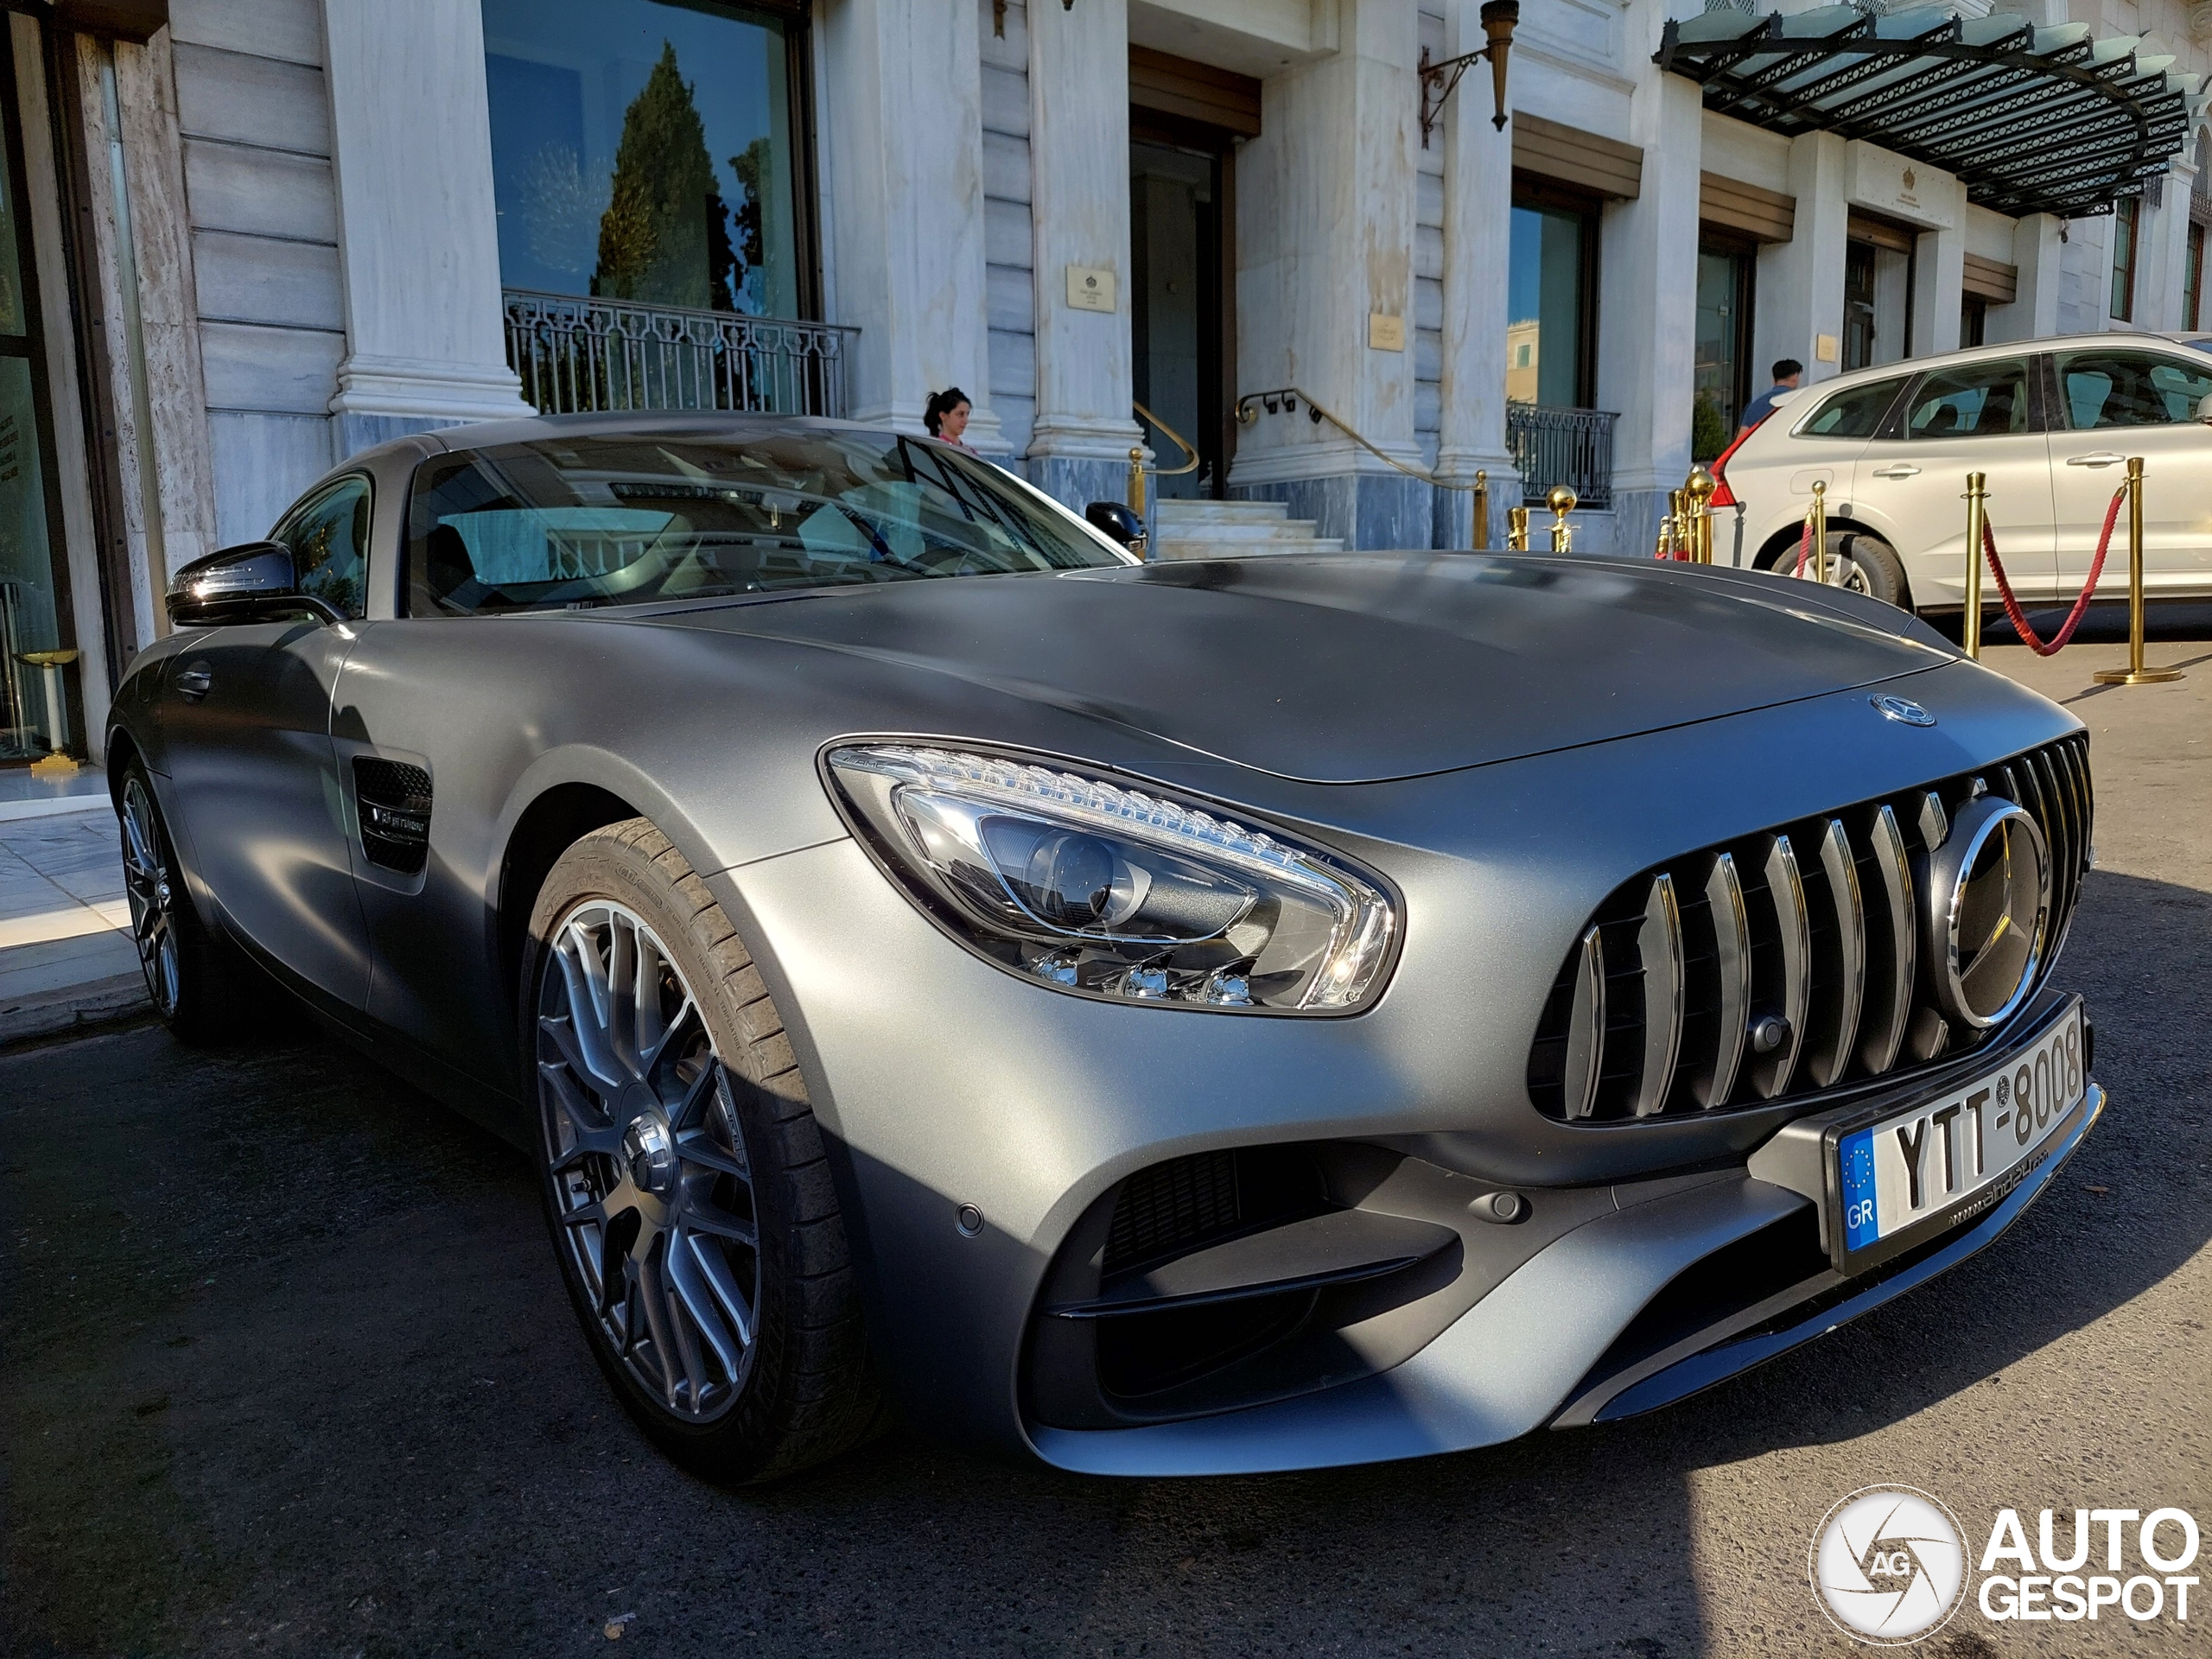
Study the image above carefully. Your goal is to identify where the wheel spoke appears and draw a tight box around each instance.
[642,996,698,1080]
[683,1201,757,1249]
[633,1249,681,1408]
[667,1048,721,1133]
[607,913,641,1075]
[666,1234,743,1377]
[674,1129,747,1180]
[549,950,624,1094]
[685,1229,757,1348]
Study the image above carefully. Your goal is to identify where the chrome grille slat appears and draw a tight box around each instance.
[1633,874,1685,1118]
[1857,804,1916,1077]
[1529,735,2088,1123]
[1747,833,1810,1101]
[1696,852,1751,1109]
[1563,924,1605,1120]
[1803,818,1866,1090]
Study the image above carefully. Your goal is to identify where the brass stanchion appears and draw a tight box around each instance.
[1547,485,1578,553]
[1685,467,1716,564]
[1506,505,1530,552]
[1961,470,1987,660]
[2094,455,2183,685]
[1127,447,1147,518]
[1809,479,1829,584]
[1471,469,1490,551]
[1656,495,1677,560]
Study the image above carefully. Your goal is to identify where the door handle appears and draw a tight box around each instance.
[175,664,212,702]
[2064,451,2126,467]
[1870,464,1921,479]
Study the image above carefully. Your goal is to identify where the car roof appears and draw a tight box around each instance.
[1780,329,2209,407]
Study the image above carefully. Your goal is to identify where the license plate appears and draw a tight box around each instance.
[1835,1005,2086,1268]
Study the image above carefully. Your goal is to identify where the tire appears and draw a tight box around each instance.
[1834,532,1910,610]
[522,819,880,1483]
[1756,529,1910,612]
[118,759,247,1042]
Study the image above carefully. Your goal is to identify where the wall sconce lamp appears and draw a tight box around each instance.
[996,0,1077,35]
[1419,1,1519,147]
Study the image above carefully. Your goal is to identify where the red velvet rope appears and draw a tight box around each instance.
[1979,484,2125,657]
[1794,509,1815,577]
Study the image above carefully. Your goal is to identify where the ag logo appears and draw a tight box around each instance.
[1812,1486,1967,1643]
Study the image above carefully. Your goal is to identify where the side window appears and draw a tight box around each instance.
[273,475,372,620]
[2053,350,2212,429]
[1798,377,1906,439]
[1904,359,2031,439]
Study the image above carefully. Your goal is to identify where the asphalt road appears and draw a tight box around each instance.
[5,620,2209,1659]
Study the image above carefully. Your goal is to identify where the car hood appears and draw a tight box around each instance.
[645,553,1953,785]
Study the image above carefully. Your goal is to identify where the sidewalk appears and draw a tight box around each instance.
[0,777,149,1047]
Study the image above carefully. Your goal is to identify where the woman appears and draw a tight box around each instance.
[924,387,974,449]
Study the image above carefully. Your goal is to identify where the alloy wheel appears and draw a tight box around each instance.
[120,775,180,1017]
[537,899,761,1421]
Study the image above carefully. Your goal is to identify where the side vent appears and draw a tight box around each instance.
[1528,734,2089,1122]
[353,758,432,875]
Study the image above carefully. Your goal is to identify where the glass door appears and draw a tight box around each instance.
[1130,137,1223,499]
[0,25,76,765]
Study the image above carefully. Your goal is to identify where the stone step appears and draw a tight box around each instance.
[1154,536,1345,561]
[1154,518,1331,544]
[1149,499,1292,526]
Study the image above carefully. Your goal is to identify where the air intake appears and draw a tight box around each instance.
[1528,734,2089,1122]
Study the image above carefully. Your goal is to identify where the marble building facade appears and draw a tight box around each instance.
[7,0,2211,763]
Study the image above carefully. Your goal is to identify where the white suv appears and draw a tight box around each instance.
[1710,332,2212,613]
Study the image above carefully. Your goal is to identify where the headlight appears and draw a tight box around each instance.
[823,744,1397,1013]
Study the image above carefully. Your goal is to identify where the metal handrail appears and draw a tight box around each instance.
[1234,386,1484,493]
[1127,401,1202,515]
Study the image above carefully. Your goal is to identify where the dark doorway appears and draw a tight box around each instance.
[1843,240,1878,372]
[1129,137,1223,499]
[1127,48,1255,502]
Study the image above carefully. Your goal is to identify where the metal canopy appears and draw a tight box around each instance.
[1657,6,2207,218]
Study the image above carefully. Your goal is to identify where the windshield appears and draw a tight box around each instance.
[406,429,1125,615]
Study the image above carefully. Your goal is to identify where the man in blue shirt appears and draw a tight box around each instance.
[1738,359,1803,431]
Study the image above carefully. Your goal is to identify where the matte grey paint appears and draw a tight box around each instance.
[109,414,2098,1472]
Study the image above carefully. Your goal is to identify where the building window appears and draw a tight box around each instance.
[2110,195,2139,322]
[481,0,809,318]
[1694,239,1752,458]
[2187,222,2204,332]
[1505,195,1596,407]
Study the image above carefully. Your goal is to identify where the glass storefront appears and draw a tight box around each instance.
[1505,202,1591,408]
[1694,243,1751,458]
[481,0,803,318]
[0,28,73,764]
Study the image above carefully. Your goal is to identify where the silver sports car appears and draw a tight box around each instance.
[113,414,2101,1482]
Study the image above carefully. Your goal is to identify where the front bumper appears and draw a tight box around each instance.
[1033,1071,2101,1478]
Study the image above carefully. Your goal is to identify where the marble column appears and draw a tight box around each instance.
[1989,213,2063,342]
[817,0,1005,451]
[2138,175,2196,333]
[1908,177,1966,359]
[1595,69,1701,561]
[1432,0,1516,550]
[1229,0,1426,550]
[1756,131,1849,386]
[1023,0,1137,508]
[321,0,533,454]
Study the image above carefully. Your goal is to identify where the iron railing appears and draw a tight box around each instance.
[501,288,856,418]
[1506,403,1618,508]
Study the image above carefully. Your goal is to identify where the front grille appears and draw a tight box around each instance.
[1528,734,2090,1122]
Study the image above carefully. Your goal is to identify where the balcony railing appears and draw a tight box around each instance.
[1506,402,1618,509]
[502,289,856,419]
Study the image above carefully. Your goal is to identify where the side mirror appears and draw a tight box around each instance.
[1084,499,1148,560]
[167,541,334,626]
[2197,392,2212,426]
